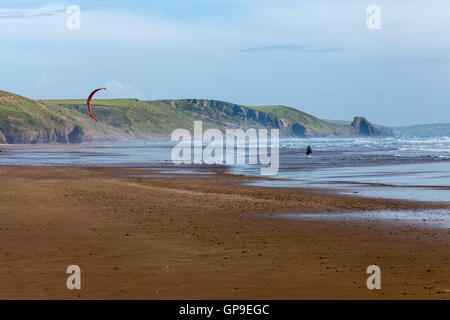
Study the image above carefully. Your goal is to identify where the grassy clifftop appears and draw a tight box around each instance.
[44,98,362,139]
[0,90,386,144]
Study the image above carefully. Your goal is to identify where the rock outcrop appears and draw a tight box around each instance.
[351,117,387,136]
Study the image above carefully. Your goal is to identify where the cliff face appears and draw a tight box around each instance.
[172,99,342,137]
[0,90,391,144]
[0,129,7,143]
[1,125,85,144]
[351,117,387,136]
[179,99,303,134]
[0,90,86,144]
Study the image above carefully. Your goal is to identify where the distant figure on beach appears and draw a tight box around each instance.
[305,145,312,158]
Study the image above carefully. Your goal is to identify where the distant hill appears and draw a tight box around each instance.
[392,123,450,137]
[324,119,350,126]
[327,119,449,137]
[0,90,389,144]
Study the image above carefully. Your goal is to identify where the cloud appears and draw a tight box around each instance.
[0,1,112,20]
[104,78,144,99]
[0,4,65,20]
[239,45,346,53]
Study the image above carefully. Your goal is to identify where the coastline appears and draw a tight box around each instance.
[0,165,449,299]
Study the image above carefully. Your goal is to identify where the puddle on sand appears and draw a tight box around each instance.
[127,167,216,175]
[338,186,450,203]
[246,180,450,203]
[270,210,450,230]
[122,167,217,178]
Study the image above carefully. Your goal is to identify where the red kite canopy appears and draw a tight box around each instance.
[86,88,106,121]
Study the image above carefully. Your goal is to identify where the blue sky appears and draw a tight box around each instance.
[1,0,449,126]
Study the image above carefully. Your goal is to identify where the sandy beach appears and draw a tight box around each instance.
[0,165,449,299]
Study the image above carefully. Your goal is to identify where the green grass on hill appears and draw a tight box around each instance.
[1,91,377,143]
[42,98,359,138]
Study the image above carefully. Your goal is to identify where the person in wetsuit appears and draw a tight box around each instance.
[305,145,312,157]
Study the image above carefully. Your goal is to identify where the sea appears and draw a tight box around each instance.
[1,136,449,204]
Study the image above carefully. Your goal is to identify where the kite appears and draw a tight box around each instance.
[86,88,106,121]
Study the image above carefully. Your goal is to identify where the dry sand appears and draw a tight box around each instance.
[0,165,449,299]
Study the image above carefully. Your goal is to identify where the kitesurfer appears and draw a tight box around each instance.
[305,145,312,157]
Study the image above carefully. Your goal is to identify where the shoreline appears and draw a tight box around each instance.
[0,165,449,299]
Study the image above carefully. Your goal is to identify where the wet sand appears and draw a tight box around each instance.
[0,165,449,299]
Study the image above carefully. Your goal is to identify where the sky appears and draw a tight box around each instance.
[1,0,449,126]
